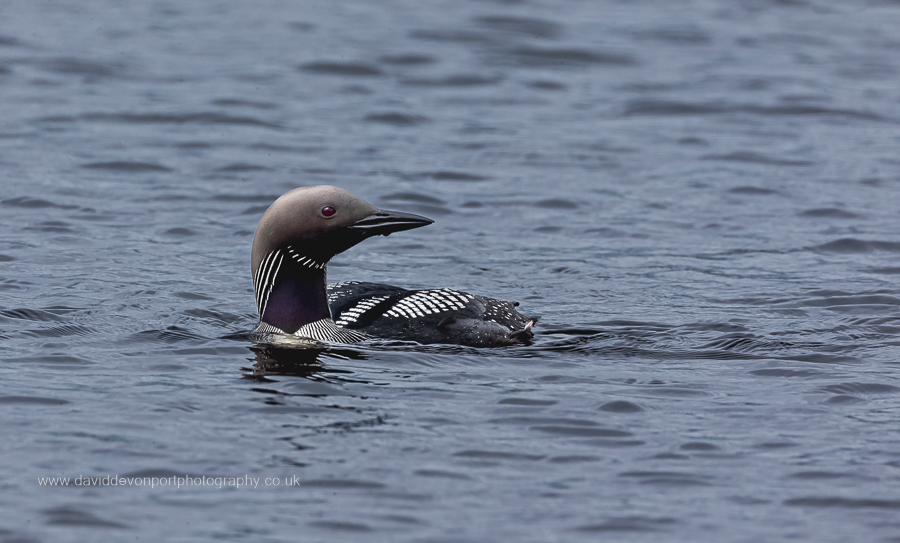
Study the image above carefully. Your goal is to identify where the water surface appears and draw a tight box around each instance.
[2,1,900,541]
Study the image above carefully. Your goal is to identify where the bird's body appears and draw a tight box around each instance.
[251,186,537,347]
[327,281,535,347]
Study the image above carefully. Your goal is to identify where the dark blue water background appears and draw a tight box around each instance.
[2,1,900,541]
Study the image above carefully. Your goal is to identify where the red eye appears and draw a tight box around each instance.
[321,206,336,217]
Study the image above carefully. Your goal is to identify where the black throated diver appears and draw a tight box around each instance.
[251,185,537,347]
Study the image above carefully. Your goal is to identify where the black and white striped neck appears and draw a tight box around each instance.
[255,317,368,343]
[253,246,332,336]
[283,245,327,271]
[254,246,328,316]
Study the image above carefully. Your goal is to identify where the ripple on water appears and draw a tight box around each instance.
[635,26,711,44]
[799,208,860,219]
[535,198,579,209]
[532,426,632,438]
[182,309,245,325]
[24,221,76,234]
[364,112,430,126]
[680,442,719,451]
[488,416,598,425]
[5,354,93,367]
[24,324,94,338]
[866,267,900,275]
[43,507,128,529]
[621,99,888,121]
[172,291,214,301]
[308,520,372,532]
[788,471,874,481]
[528,80,567,90]
[423,171,489,182]
[401,74,502,87]
[797,293,900,310]
[599,400,644,413]
[37,57,124,78]
[576,516,677,533]
[453,450,545,461]
[0,396,69,405]
[728,186,778,196]
[499,46,638,68]
[162,227,196,237]
[549,455,601,463]
[380,192,446,206]
[823,395,866,404]
[810,238,900,253]
[643,387,711,398]
[75,112,282,129]
[414,469,472,480]
[216,163,271,172]
[211,98,276,109]
[496,397,557,406]
[620,471,711,486]
[378,54,436,65]
[297,479,386,489]
[298,61,384,76]
[1,197,78,209]
[784,497,900,509]
[212,193,283,203]
[705,152,813,166]
[80,161,172,172]
[474,16,564,40]
[818,383,900,395]
[788,353,861,364]
[129,326,208,344]
[409,29,494,43]
[750,368,823,377]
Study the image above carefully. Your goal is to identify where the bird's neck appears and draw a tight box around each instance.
[260,265,331,334]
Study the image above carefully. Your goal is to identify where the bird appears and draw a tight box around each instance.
[251,185,537,347]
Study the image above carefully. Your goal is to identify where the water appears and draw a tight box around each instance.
[2,0,900,541]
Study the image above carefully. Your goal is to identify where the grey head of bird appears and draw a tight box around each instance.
[251,185,433,279]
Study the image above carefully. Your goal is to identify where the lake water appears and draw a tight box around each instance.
[2,1,900,541]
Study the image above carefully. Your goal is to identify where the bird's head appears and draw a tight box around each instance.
[251,185,433,283]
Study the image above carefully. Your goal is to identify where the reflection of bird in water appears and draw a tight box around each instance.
[251,185,537,347]
[244,343,369,381]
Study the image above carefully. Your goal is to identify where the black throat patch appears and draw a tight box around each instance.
[254,247,329,334]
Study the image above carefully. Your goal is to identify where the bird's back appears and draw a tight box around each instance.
[327,281,537,347]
